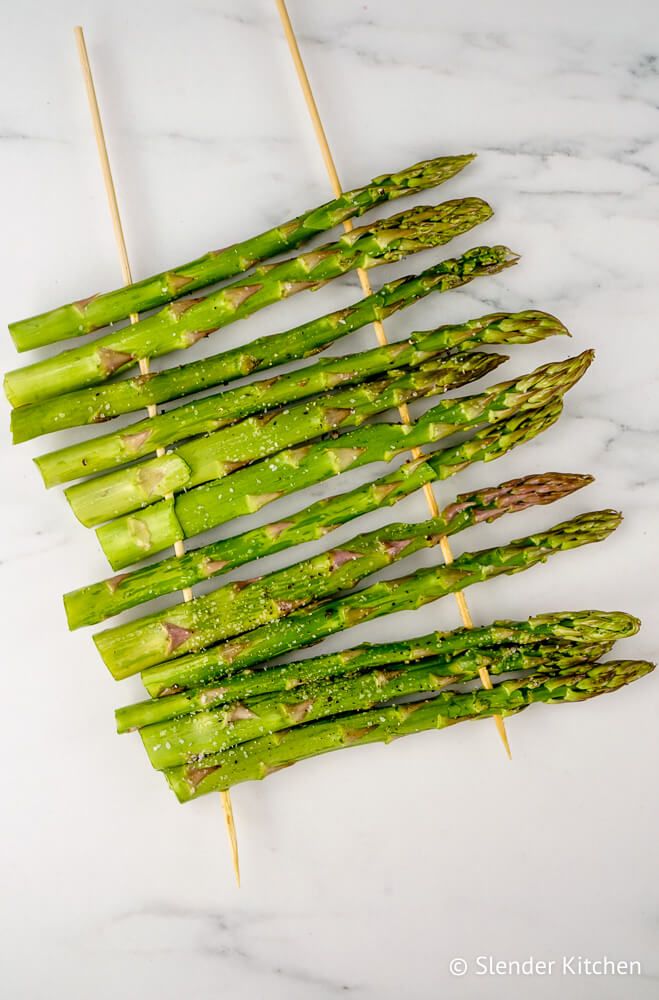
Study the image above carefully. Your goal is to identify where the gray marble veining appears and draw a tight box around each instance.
[1,2,657,998]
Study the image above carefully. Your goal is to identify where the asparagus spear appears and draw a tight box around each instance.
[4,200,494,407]
[9,154,475,352]
[37,310,566,487]
[66,351,505,527]
[65,400,566,629]
[143,640,616,769]
[12,249,518,443]
[97,351,593,569]
[165,660,654,800]
[141,508,621,697]
[95,472,591,679]
[116,610,639,732]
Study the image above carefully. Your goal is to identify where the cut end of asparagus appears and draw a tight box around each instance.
[3,371,21,408]
[33,452,62,489]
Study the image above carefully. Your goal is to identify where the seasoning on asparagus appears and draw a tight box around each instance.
[65,399,567,629]
[117,610,639,733]
[9,153,475,352]
[37,309,567,486]
[141,508,621,697]
[12,248,520,443]
[96,351,593,570]
[66,351,505,527]
[165,660,654,800]
[4,200,496,407]
[135,640,613,749]
[95,472,593,679]
[143,641,617,769]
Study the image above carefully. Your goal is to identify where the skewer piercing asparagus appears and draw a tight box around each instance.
[37,309,567,487]
[143,641,615,769]
[12,248,518,443]
[4,199,494,407]
[116,610,640,733]
[141,508,621,698]
[95,472,592,679]
[165,660,654,800]
[66,400,566,629]
[66,351,505,527]
[97,351,593,570]
[9,154,475,352]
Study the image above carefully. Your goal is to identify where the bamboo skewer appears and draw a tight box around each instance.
[274,0,511,757]
[72,26,242,881]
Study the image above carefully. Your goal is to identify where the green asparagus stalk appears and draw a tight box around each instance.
[141,508,621,697]
[4,200,495,407]
[95,472,592,679]
[143,640,616,769]
[116,610,639,733]
[66,351,505,527]
[11,249,518,443]
[65,400,566,629]
[165,660,654,800]
[97,351,593,569]
[36,310,567,487]
[9,154,475,352]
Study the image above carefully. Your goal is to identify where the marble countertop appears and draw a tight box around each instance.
[1,1,658,997]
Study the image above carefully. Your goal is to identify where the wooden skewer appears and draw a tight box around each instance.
[73,26,242,881]
[274,0,511,758]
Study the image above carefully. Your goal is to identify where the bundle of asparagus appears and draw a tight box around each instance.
[5,141,649,822]
[64,400,566,628]
[93,472,595,679]
[8,153,475,351]
[165,658,653,801]
[142,643,630,771]
[116,610,641,733]
[37,309,566,486]
[12,249,516,443]
[94,351,593,569]
[111,601,649,798]
[139,507,622,698]
[4,199,495,407]
[66,350,505,526]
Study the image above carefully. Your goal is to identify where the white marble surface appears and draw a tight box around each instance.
[1,1,658,997]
